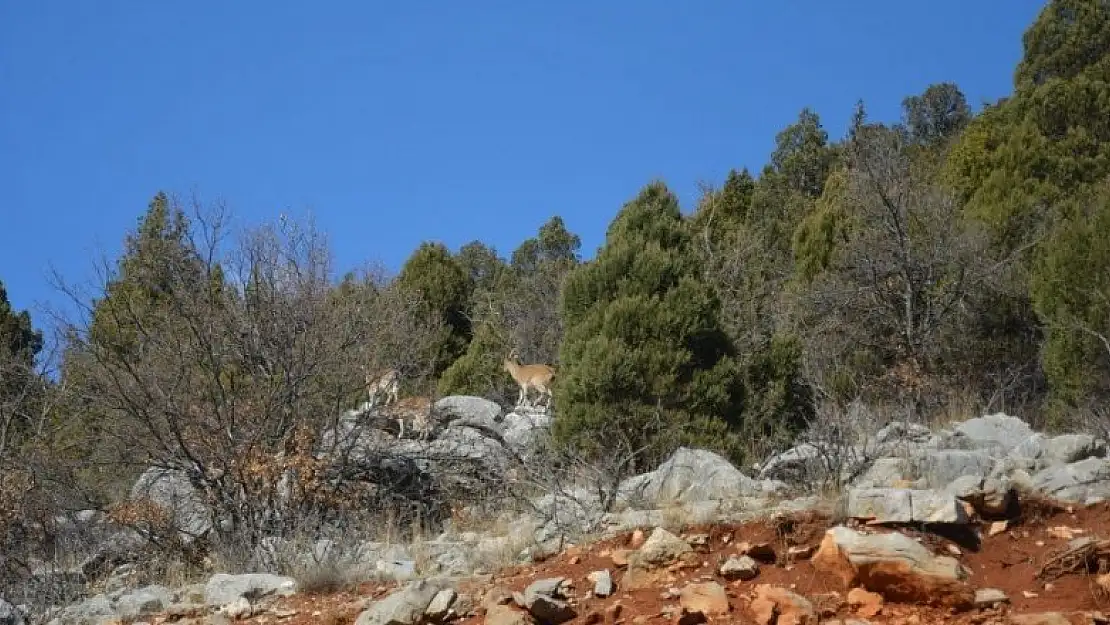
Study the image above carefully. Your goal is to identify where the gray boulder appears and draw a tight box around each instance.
[952,413,1034,453]
[434,396,502,429]
[114,585,173,620]
[130,467,211,540]
[355,580,444,625]
[1030,457,1110,504]
[0,599,26,625]
[204,573,296,608]
[622,447,785,504]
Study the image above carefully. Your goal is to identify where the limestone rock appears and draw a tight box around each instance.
[847,488,968,524]
[811,526,973,608]
[630,528,693,568]
[355,580,443,625]
[204,573,296,608]
[719,555,760,581]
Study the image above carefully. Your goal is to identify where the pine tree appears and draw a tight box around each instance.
[395,242,472,379]
[555,181,742,469]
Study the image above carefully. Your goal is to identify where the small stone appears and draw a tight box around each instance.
[611,550,631,567]
[1021,591,1039,599]
[587,570,614,598]
[974,588,1009,608]
[988,520,1009,536]
[719,555,759,581]
[946,544,962,556]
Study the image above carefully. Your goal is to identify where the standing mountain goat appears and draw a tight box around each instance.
[365,368,401,409]
[502,349,556,409]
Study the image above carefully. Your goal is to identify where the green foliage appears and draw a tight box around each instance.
[1016,0,1110,90]
[0,281,43,370]
[947,0,1110,251]
[437,319,513,399]
[902,82,971,146]
[556,181,743,469]
[1031,181,1110,410]
[440,217,581,400]
[395,242,472,378]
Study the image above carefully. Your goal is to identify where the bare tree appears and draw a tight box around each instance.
[50,197,448,556]
[796,120,1032,417]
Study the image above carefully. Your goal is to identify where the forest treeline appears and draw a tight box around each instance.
[3,0,1110,510]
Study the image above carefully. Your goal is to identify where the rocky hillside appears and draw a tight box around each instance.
[8,405,1110,624]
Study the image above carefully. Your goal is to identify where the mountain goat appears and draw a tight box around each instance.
[502,349,555,409]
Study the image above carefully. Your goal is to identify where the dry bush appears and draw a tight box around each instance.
[49,198,449,563]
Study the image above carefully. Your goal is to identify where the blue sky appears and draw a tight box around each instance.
[2,1,1046,333]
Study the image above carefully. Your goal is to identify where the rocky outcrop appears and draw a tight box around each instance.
[620,447,787,505]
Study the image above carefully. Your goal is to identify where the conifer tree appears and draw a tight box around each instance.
[555,182,742,469]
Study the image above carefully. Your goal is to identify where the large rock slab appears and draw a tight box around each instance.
[621,447,785,504]
[1011,433,1107,470]
[952,414,1034,453]
[847,488,968,524]
[812,526,973,608]
[434,396,502,428]
[130,467,212,540]
[1030,457,1110,504]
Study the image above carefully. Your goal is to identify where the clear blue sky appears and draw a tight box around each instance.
[2,1,1046,334]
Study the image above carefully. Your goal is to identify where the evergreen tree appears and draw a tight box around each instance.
[555,182,742,469]
[0,280,45,451]
[395,242,472,378]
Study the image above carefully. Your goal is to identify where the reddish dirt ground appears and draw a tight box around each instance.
[168,501,1110,625]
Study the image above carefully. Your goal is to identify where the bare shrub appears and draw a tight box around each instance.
[49,197,449,567]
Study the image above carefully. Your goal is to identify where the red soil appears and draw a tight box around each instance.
[161,501,1110,625]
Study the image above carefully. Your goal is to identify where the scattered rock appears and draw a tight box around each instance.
[587,570,614,597]
[974,588,1009,608]
[678,582,729,616]
[812,526,973,608]
[749,585,816,625]
[719,555,759,581]
[630,528,694,568]
[520,578,575,625]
